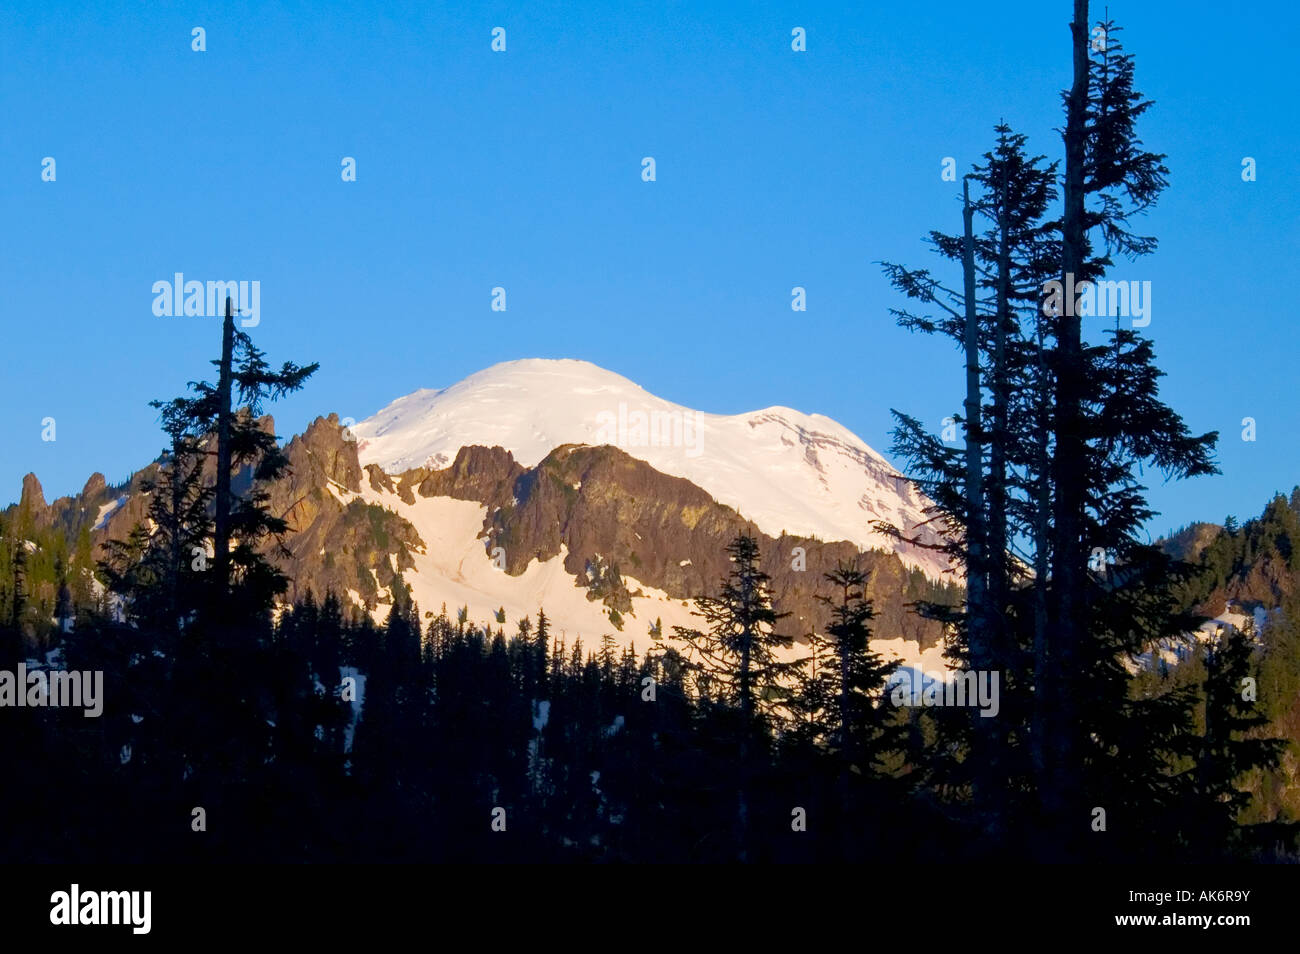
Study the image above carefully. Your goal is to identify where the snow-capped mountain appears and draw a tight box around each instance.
[352,359,951,580]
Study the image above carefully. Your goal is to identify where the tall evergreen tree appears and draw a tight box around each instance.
[672,534,798,732]
[803,565,902,777]
[672,533,798,859]
[1041,11,1213,855]
[186,296,317,616]
[1188,626,1284,857]
[880,125,1060,842]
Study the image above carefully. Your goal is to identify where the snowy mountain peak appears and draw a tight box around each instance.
[353,359,950,578]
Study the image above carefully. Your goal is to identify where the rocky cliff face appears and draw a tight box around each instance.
[269,417,950,649]
[20,473,48,520]
[262,414,420,609]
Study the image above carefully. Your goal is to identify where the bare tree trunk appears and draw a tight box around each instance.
[1031,317,1053,797]
[984,172,1013,841]
[961,178,994,836]
[1046,0,1091,854]
[213,296,235,589]
[989,177,1011,638]
[962,179,987,639]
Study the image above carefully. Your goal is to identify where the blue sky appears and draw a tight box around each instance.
[3,0,1297,538]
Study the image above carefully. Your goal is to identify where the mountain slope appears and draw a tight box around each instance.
[352,359,951,579]
[262,417,955,668]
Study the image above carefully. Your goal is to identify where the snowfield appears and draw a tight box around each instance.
[352,358,952,580]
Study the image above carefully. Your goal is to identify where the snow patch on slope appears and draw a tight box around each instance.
[93,495,129,531]
[355,481,699,647]
[352,480,943,675]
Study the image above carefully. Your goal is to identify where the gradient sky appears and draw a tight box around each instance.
[4,0,1298,539]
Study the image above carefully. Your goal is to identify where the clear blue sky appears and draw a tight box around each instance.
[4,0,1297,538]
